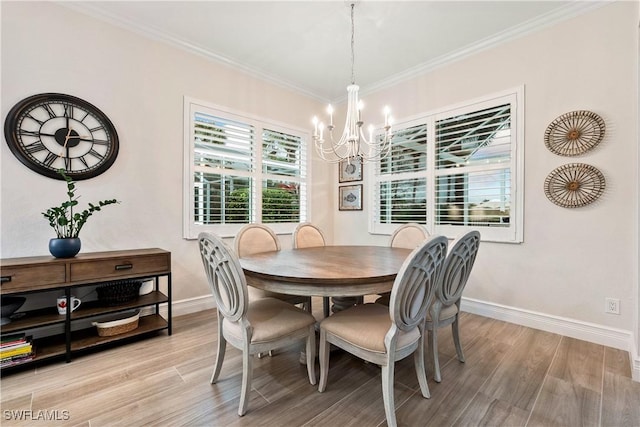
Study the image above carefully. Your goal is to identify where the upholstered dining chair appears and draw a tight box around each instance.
[390,222,430,249]
[426,230,480,383]
[318,235,448,427]
[376,222,431,306]
[198,232,317,417]
[235,224,311,311]
[292,222,331,318]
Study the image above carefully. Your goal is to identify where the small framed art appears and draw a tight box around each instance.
[338,158,363,182]
[339,184,363,211]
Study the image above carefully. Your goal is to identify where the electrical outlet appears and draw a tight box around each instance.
[605,298,620,314]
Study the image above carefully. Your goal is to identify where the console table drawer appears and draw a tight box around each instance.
[69,254,170,282]
[1,264,67,293]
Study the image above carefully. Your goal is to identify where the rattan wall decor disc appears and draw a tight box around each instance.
[544,163,605,208]
[544,110,605,156]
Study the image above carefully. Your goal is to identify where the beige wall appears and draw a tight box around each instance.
[0,1,331,303]
[331,1,638,344]
[1,1,638,375]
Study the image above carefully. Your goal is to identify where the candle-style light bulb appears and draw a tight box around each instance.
[327,105,334,126]
[312,116,319,136]
[383,106,390,126]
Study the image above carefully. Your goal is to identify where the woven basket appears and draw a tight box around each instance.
[96,280,142,306]
[92,310,140,337]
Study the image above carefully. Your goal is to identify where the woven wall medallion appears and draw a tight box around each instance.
[544,110,605,156]
[544,163,605,208]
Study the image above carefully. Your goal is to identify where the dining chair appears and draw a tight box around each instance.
[235,224,311,311]
[198,232,316,416]
[292,222,331,318]
[390,222,430,249]
[426,230,480,383]
[318,235,448,427]
[376,222,431,306]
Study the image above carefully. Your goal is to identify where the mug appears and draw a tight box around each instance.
[57,296,81,315]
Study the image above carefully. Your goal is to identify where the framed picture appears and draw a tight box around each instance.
[338,158,363,182]
[339,184,363,211]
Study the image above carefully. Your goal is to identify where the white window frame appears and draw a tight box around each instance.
[369,86,524,243]
[183,97,311,239]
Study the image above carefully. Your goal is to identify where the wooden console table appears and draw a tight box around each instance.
[0,248,171,370]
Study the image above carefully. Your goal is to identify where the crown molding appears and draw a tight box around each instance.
[58,1,606,104]
[359,1,608,99]
[57,1,327,103]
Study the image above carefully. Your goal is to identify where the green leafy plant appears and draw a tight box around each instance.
[42,169,119,238]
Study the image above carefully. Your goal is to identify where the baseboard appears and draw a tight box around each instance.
[632,339,640,382]
[460,297,633,352]
[169,294,216,318]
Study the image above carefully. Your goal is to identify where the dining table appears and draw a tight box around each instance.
[239,245,413,313]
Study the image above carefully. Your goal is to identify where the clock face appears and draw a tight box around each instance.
[4,93,119,180]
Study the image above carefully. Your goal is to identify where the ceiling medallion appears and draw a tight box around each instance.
[544,163,606,208]
[544,110,605,156]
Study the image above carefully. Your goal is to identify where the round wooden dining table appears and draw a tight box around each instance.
[239,245,413,312]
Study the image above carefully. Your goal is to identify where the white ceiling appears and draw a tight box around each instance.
[64,1,600,102]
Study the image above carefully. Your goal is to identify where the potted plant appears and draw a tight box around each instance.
[42,169,119,258]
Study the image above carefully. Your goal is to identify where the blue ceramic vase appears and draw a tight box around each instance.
[49,238,81,258]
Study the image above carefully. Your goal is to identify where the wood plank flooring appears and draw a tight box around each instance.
[1,298,639,426]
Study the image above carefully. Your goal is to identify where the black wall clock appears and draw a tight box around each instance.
[4,93,119,180]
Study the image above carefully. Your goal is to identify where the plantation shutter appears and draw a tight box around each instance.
[434,103,512,228]
[375,123,428,224]
[261,128,306,223]
[193,112,254,224]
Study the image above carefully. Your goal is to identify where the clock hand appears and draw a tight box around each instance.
[63,128,72,146]
[60,128,74,157]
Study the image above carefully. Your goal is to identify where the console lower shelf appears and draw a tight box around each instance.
[0,248,172,372]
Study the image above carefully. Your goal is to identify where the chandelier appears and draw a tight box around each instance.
[312,2,392,164]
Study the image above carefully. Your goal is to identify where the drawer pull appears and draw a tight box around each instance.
[115,264,133,271]
[0,276,11,283]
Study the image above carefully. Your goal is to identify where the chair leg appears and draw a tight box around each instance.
[452,315,465,363]
[318,329,330,392]
[238,348,253,416]
[414,334,430,398]
[306,324,316,385]
[430,327,441,383]
[302,297,312,313]
[323,297,330,318]
[211,316,226,384]
[381,363,397,427]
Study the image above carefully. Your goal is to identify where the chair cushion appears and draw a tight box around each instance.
[224,297,315,344]
[247,287,308,305]
[425,303,458,321]
[320,303,421,354]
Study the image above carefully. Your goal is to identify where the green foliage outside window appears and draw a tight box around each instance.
[226,187,299,223]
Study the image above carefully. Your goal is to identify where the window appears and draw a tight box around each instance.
[370,87,523,243]
[184,98,309,238]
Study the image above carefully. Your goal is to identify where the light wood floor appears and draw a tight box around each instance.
[1,299,639,427]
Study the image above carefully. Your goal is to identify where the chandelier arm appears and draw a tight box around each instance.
[311,2,392,164]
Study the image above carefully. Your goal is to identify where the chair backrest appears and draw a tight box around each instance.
[389,223,430,249]
[438,231,481,307]
[389,235,448,331]
[292,222,326,249]
[198,232,248,322]
[234,224,281,258]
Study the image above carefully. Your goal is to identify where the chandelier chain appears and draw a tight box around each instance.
[350,3,355,85]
